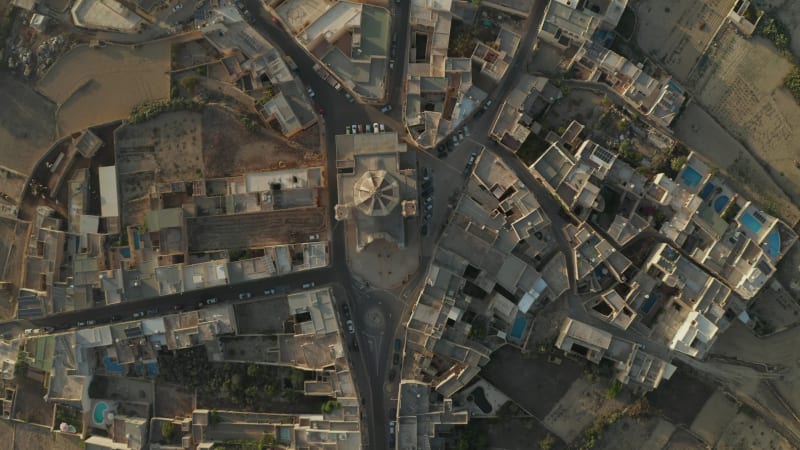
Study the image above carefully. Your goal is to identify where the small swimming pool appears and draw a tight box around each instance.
[767,230,781,258]
[699,182,714,200]
[740,212,763,234]
[713,195,729,214]
[641,295,657,314]
[681,166,703,188]
[93,402,109,426]
[509,316,526,340]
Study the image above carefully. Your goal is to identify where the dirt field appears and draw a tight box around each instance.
[4,421,82,450]
[634,0,735,82]
[0,74,56,175]
[646,367,716,426]
[187,208,326,251]
[673,104,800,224]
[593,416,676,450]
[234,297,290,334]
[155,382,195,418]
[0,217,30,318]
[716,410,794,449]
[202,107,322,179]
[682,26,800,219]
[12,378,53,425]
[38,42,171,136]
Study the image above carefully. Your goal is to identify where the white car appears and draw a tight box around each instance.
[307,87,316,98]
[352,123,358,134]
[302,282,315,289]
[346,319,355,334]
[379,123,385,132]
[372,122,380,134]
[309,233,320,240]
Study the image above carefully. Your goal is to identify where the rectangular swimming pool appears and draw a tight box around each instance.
[680,166,703,187]
[740,212,763,234]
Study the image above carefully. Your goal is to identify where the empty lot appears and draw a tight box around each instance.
[0,74,56,175]
[38,42,170,136]
[187,208,326,251]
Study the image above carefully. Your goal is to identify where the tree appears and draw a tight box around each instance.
[180,76,199,93]
[670,156,687,173]
[538,433,556,450]
[14,350,28,378]
[161,421,175,441]
[247,364,259,377]
[321,400,342,414]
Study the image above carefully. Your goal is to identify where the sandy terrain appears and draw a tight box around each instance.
[635,0,735,82]
[0,217,30,318]
[202,107,322,178]
[594,416,675,450]
[716,410,794,449]
[0,75,56,175]
[542,377,629,442]
[38,42,170,136]
[6,421,82,450]
[682,26,800,219]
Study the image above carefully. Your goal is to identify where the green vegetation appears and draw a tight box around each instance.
[721,202,741,223]
[670,156,687,174]
[209,409,221,425]
[578,398,651,450]
[321,400,342,414]
[538,433,556,450]
[14,350,28,378]
[758,16,791,55]
[129,98,203,123]
[221,434,277,450]
[617,141,642,166]
[158,346,313,411]
[239,114,262,133]
[516,133,550,166]
[0,6,20,64]
[257,86,276,105]
[605,381,624,399]
[784,67,800,101]
[180,76,200,94]
[54,404,83,432]
[161,421,175,441]
[453,422,489,450]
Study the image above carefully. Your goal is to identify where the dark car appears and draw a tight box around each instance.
[395,339,402,352]
[110,314,122,321]
[388,369,397,382]
[342,303,351,318]
[146,308,159,315]
[393,353,400,365]
[420,224,428,236]
[173,305,185,311]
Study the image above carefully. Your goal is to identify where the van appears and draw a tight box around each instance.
[392,33,397,44]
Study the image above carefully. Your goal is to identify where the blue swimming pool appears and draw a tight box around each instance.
[93,402,109,425]
[767,230,781,258]
[133,230,141,250]
[713,195,729,213]
[681,166,703,187]
[510,316,527,339]
[699,182,714,200]
[740,212,763,234]
[103,356,124,374]
[641,295,657,314]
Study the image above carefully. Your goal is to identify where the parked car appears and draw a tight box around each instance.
[424,196,433,204]
[133,311,144,318]
[352,123,358,133]
[346,319,355,334]
[420,224,428,236]
[379,123,386,132]
[421,166,430,181]
[264,288,276,296]
[381,104,392,113]
[238,293,251,300]
[302,281,315,289]
[197,301,205,309]
[366,123,372,133]
[110,314,122,321]
[372,122,379,133]
[306,87,315,98]
[77,321,86,327]
[345,92,355,103]
[173,304,185,311]
[393,353,400,365]
[207,297,219,304]
[395,339,402,352]
[358,124,364,133]
[146,308,159,315]
[342,303,351,318]
[463,126,470,137]
[346,125,351,134]
[483,99,493,110]
[309,233,320,240]
[425,203,433,211]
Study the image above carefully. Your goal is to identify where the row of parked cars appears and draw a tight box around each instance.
[346,123,386,134]
[419,167,434,236]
